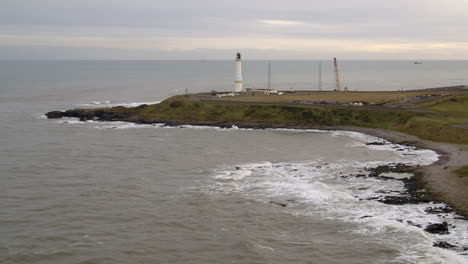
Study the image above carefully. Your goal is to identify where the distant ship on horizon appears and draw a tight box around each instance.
[414,61,423,64]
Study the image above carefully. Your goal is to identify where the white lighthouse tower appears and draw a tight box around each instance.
[234,52,243,92]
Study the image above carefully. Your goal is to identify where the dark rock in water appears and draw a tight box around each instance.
[235,166,241,170]
[425,206,454,214]
[367,163,415,178]
[433,241,457,249]
[269,201,287,207]
[425,222,449,234]
[363,196,380,201]
[376,190,404,194]
[379,196,429,205]
[365,142,386,146]
[45,111,65,118]
[379,196,407,205]
[406,220,422,228]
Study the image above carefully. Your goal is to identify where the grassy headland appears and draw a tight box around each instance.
[49,94,468,144]
[46,88,468,215]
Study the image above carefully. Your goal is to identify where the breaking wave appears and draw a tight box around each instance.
[200,134,468,263]
[78,100,161,108]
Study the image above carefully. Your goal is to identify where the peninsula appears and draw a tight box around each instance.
[47,86,468,216]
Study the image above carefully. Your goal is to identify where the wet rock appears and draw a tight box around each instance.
[379,196,429,205]
[425,222,449,234]
[235,167,241,170]
[367,163,415,178]
[433,241,456,249]
[45,110,65,118]
[379,196,407,205]
[425,206,454,214]
[269,201,288,207]
[406,220,422,228]
[365,142,386,146]
[376,190,404,194]
[363,197,380,201]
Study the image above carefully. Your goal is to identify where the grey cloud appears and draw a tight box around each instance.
[1,0,468,59]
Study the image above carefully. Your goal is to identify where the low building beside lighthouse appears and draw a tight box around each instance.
[234,52,244,92]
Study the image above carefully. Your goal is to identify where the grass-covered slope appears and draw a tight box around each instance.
[420,95,468,117]
[137,96,468,144]
[49,95,468,144]
[139,96,414,127]
[455,166,468,178]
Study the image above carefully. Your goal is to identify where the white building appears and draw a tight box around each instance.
[234,52,243,92]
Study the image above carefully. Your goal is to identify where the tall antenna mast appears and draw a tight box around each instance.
[333,57,341,91]
[267,62,271,89]
[318,62,322,91]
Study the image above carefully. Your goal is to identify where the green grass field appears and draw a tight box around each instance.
[201,90,467,105]
[420,95,468,117]
[135,96,468,144]
[77,89,468,145]
[455,166,468,177]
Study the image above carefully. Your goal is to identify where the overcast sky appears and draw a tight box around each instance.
[1,0,468,60]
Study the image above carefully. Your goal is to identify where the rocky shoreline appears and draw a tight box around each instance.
[46,108,468,215]
[47,108,468,251]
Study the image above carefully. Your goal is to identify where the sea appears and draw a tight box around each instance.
[1,60,468,264]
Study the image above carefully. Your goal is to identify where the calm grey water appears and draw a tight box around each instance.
[1,61,467,264]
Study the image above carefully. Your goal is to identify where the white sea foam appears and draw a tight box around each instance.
[94,122,164,130]
[207,160,467,263]
[57,118,165,129]
[58,118,87,124]
[330,130,439,166]
[203,136,466,264]
[79,100,161,108]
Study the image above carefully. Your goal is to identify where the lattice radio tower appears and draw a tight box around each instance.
[267,62,271,89]
[318,62,322,91]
